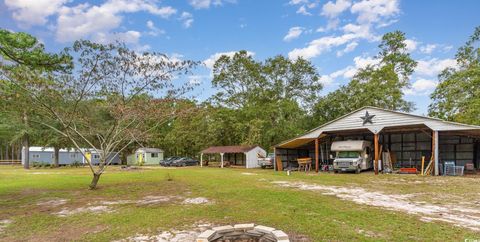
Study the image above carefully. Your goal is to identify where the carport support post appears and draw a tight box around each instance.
[220,153,224,168]
[315,138,319,173]
[374,133,379,175]
[200,153,203,167]
[434,131,439,176]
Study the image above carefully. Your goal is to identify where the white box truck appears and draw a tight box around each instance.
[331,140,373,173]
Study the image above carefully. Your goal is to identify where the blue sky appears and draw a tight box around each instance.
[1,0,479,115]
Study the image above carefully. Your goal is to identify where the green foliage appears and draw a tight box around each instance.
[429,26,480,125]
[208,51,321,150]
[313,31,416,125]
[0,29,72,72]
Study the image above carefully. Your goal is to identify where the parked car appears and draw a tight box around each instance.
[160,156,180,166]
[258,153,275,169]
[170,157,199,167]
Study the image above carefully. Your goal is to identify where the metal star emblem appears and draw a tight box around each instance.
[360,111,375,125]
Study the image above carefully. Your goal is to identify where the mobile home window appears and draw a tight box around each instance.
[151,153,158,158]
[70,154,76,158]
[93,154,100,159]
[33,154,40,158]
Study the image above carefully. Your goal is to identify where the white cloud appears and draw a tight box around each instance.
[405,39,418,53]
[179,12,194,28]
[288,34,358,60]
[420,44,436,54]
[289,0,309,5]
[336,41,358,57]
[93,31,141,44]
[342,23,376,40]
[296,5,312,16]
[204,51,255,69]
[189,0,213,9]
[146,20,165,36]
[416,58,457,77]
[289,0,401,60]
[404,78,438,96]
[288,24,376,60]
[284,27,304,42]
[420,44,454,54]
[187,75,204,85]
[4,0,67,27]
[321,0,351,18]
[350,0,400,25]
[319,55,380,86]
[55,0,177,43]
[188,0,233,9]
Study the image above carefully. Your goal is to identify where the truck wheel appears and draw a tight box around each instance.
[334,170,338,174]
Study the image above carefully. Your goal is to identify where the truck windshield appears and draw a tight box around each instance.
[337,151,360,158]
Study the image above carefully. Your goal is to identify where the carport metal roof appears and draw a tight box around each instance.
[200,145,259,154]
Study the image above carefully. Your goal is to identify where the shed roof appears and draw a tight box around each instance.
[137,148,163,153]
[201,145,259,154]
[276,106,480,149]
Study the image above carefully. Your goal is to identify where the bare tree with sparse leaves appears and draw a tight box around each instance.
[2,39,197,189]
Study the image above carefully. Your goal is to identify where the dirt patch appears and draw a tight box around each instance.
[182,197,211,205]
[356,228,384,238]
[37,199,68,207]
[241,172,257,176]
[115,222,212,242]
[54,205,114,217]
[28,172,66,175]
[272,181,480,231]
[0,219,12,234]
[136,196,180,205]
[48,194,212,217]
[100,200,135,205]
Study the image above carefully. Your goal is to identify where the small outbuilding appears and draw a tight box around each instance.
[200,145,267,168]
[127,148,164,166]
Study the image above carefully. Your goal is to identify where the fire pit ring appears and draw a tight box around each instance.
[196,223,289,242]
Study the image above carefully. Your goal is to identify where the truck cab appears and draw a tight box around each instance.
[331,140,372,173]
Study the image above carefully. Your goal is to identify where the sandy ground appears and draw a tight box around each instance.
[241,172,258,176]
[36,198,68,207]
[44,196,213,217]
[115,222,212,242]
[272,180,480,231]
[0,219,12,234]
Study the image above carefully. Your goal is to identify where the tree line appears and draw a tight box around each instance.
[1,27,479,188]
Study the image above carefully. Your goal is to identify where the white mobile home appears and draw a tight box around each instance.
[22,147,121,166]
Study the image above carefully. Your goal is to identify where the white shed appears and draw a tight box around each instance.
[200,145,267,168]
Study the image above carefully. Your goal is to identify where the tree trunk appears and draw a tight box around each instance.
[22,134,29,169]
[5,144,9,161]
[89,173,101,190]
[23,111,30,169]
[54,146,60,167]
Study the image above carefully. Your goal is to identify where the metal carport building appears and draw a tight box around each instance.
[274,106,480,175]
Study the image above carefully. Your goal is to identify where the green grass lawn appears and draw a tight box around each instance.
[0,166,479,241]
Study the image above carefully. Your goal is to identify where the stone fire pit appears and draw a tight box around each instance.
[196,223,289,242]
